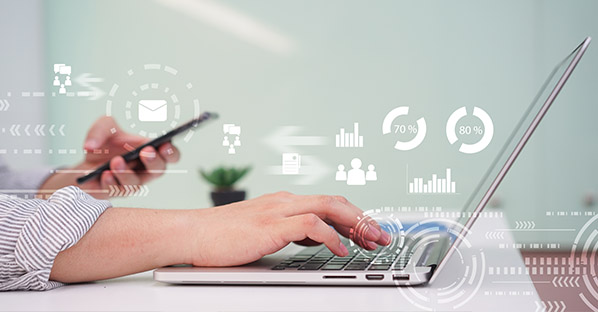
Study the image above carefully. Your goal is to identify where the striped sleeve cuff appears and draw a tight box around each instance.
[0,186,111,291]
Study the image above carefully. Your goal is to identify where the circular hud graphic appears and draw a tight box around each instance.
[570,214,598,311]
[349,208,406,259]
[105,64,200,141]
[395,218,486,311]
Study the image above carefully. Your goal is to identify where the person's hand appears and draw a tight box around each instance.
[50,193,389,283]
[79,116,181,193]
[40,116,180,199]
[185,192,391,267]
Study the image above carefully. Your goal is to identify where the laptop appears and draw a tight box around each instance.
[154,37,591,286]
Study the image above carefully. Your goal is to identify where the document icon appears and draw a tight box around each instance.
[282,153,301,175]
[138,100,167,122]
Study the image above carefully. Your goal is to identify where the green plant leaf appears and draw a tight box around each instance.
[199,165,252,189]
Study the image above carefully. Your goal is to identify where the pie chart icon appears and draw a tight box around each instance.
[382,106,427,151]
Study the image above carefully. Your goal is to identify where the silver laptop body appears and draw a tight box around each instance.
[154,37,591,286]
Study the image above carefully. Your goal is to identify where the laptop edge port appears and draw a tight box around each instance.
[366,274,385,281]
[322,275,357,279]
[392,274,410,281]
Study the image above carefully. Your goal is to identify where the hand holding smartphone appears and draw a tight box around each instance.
[76,111,218,185]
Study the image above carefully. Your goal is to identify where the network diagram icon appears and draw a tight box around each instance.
[223,124,241,154]
[53,63,72,94]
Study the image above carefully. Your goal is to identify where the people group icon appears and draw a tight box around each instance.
[366,164,377,181]
[222,136,230,147]
[52,64,72,95]
[335,158,377,185]
[222,136,241,154]
[335,165,347,181]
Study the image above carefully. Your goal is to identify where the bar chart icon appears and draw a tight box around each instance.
[408,168,456,194]
[336,122,363,148]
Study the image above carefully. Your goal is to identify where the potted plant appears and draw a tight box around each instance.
[199,166,251,206]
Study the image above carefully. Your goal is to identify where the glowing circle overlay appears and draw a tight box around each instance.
[349,208,406,258]
[395,218,486,311]
[105,64,201,142]
[570,214,598,311]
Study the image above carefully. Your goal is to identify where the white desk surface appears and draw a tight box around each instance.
[1,214,539,312]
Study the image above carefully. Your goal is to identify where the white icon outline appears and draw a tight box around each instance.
[446,106,494,154]
[138,100,168,122]
[336,158,377,186]
[335,122,363,148]
[382,106,427,151]
[282,153,301,175]
[52,64,72,94]
[223,123,241,154]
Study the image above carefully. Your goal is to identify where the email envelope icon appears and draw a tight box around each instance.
[138,100,167,122]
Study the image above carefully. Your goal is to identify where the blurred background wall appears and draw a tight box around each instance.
[1,0,597,248]
[0,1,46,170]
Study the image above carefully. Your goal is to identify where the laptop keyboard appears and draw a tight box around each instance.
[271,246,413,271]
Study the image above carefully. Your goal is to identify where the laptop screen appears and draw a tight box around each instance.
[435,38,591,271]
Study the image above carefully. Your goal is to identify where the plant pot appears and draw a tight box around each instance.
[210,190,246,206]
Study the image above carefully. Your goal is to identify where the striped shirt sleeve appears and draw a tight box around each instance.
[0,186,112,291]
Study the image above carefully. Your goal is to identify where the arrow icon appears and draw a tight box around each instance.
[264,126,328,147]
[535,300,566,312]
[108,185,150,197]
[75,73,105,100]
[9,125,20,136]
[6,124,64,137]
[485,231,505,239]
[515,220,536,230]
[0,99,10,111]
[263,126,330,185]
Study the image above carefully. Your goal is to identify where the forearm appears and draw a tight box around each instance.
[50,207,194,283]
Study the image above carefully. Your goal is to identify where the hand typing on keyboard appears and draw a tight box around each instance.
[187,192,391,267]
[50,191,391,283]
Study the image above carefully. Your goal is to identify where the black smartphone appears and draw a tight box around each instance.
[76,111,219,185]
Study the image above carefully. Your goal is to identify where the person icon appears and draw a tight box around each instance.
[228,144,236,154]
[222,136,230,146]
[335,164,347,181]
[366,164,377,181]
[53,76,60,86]
[233,136,241,146]
[59,84,66,94]
[346,158,366,185]
[65,76,72,86]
